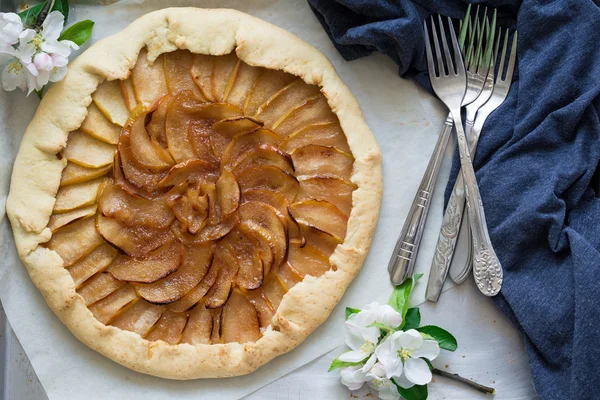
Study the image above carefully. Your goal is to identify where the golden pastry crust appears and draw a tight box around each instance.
[6,8,382,379]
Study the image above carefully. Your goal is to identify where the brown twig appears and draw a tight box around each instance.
[432,368,496,395]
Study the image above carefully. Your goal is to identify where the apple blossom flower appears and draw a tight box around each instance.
[375,329,440,389]
[367,363,400,400]
[0,13,23,45]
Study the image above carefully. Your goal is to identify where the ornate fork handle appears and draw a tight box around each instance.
[388,114,453,285]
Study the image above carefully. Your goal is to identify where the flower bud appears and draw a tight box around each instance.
[33,52,53,71]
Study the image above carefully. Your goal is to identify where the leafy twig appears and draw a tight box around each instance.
[432,368,496,395]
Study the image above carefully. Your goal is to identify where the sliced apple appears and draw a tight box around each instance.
[167,259,219,312]
[166,184,209,234]
[289,200,348,241]
[60,162,111,187]
[297,176,356,216]
[131,49,168,105]
[274,95,338,137]
[112,151,156,198]
[96,214,174,257]
[291,145,354,181]
[287,241,330,278]
[80,103,122,144]
[189,120,218,163]
[146,94,172,147]
[244,68,296,115]
[109,241,184,283]
[120,79,138,112]
[280,121,351,153]
[216,169,240,216]
[49,204,97,232]
[238,223,274,275]
[53,177,105,214]
[157,160,218,188]
[244,288,274,330]
[237,165,299,203]
[241,189,289,215]
[89,284,138,324]
[145,309,188,344]
[46,216,105,266]
[277,262,303,290]
[212,52,240,102]
[98,182,174,229]
[220,128,281,171]
[110,299,164,336]
[135,242,214,304]
[232,144,294,175]
[68,243,117,287]
[221,289,261,344]
[227,62,261,109]
[165,91,203,162]
[210,116,263,159]
[191,54,216,101]
[92,80,130,127]
[77,272,125,306]
[204,245,238,309]
[180,304,212,344]
[299,223,342,257]
[210,308,222,344]
[128,111,174,171]
[118,133,167,192]
[261,272,287,310]
[62,130,116,168]
[164,50,203,98]
[255,79,321,129]
[222,230,263,290]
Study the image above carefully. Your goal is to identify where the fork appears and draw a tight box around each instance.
[421,15,503,296]
[449,29,518,284]
[387,6,489,286]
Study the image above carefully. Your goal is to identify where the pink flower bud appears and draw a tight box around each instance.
[33,52,53,72]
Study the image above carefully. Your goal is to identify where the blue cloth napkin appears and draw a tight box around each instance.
[307,0,600,398]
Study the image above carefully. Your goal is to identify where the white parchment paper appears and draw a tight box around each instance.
[0,1,520,399]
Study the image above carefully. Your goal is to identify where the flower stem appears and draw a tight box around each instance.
[35,0,56,28]
[432,368,496,395]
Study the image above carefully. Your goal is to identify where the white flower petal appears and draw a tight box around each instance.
[50,53,68,67]
[345,329,366,352]
[393,373,415,389]
[377,380,401,400]
[0,13,23,44]
[34,52,53,71]
[41,11,64,42]
[49,65,67,82]
[2,63,21,91]
[403,357,432,386]
[362,354,377,373]
[22,61,38,77]
[338,350,368,363]
[398,329,423,350]
[0,41,15,56]
[340,366,367,391]
[374,335,395,365]
[367,362,386,380]
[411,340,440,361]
[378,305,403,328]
[41,40,72,58]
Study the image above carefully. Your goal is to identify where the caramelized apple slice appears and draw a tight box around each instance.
[189,120,218,163]
[131,49,168,105]
[212,52,240,101]
[145,309,188,344]
[146,94,172,147]
[180,304,212,344]
[128,112,174,171]
[244,288,274,330]
[172,213,238,245]
[53,177,105,214]
[220,129,281,171]
[135,243,214,304]
[68,243,117,286]
[210,116,263,159]
[157,160,218,188]
[46,216,105,266]
[281,121,351,153]
[113,152,157,198]
[221,289,261,344]
[204,246,238,309]
[255,79,321,129]
[289,200,348,241]
[110,299,164,336]
[299,223,342,257]
[98,182,174,229]
[275,95,338,137]
[216,169,240,216]
[241,189,289,215]
[92,80,130,127]
[78,272,125,305]
[191,54,216,101]
[167,259,219,312]
[89,284,138,324]
[222,230,263,290]
[232,144,294,175]
[227,62,261,109]
[164,50,202,98]
[118,133,167,192]
[120,79,137,111]
[237,165,299,203]
[62,130,116,168]
[287,241,330,278]
[80,103,122,144]
[166,183,209,234]
[96,214,174,257]
[109,241,184,283]
[210,308,222,344]
[238,223,274,274]
[277,262,303,290]
[244,69,296,115]
[60,163,111,187]
[48,204,97,231]
[261,272,287,310]
[291,145,354,181]
[165,91,203,162]
[297,176,356,216]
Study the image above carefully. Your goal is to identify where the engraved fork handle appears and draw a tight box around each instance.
[388,113,454,285]
[447,108,503,296]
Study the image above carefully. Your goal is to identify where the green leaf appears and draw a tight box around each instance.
[388,273,422,327]
[58,20,94,46]
[423,358,434,371]
[417,325,458,352]
[345,307,361,320]
[393,380,428,400]
[18,0,70,29]
[367,321,393,334]
[328,355,368,372]
[402,308,421,330]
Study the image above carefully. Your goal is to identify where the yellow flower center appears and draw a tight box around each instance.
[360,340,375,354]
[31,33,44,48]
[398,348,413,362]
[7,61,22,74]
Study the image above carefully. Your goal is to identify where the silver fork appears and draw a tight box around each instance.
[422,15,503,296]
[425,12,497,301]
[450,29,518,284]
[387,6,489,286]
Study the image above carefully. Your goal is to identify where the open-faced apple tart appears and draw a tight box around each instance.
[6,8,382,379]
